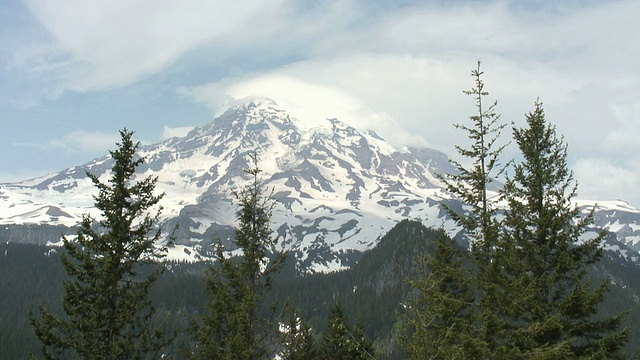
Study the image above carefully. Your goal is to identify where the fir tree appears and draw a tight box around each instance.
[401,230,479,360]
[187,154,287,360]
[348,321,376,360]
[435,61,509,355]
[501,101,629,358]
[441,61,507,247]
[278,305,316,360]
[318,301,375,360]
[29,129,171,360]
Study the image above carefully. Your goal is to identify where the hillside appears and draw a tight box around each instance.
[2,220,639,359]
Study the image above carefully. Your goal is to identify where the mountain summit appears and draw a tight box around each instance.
[2,100,640,271]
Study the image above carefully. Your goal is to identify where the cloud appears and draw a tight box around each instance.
[177,52,582,155]
[602,93,640,154]
[13,1,639,104]
[0,170,51,184]
[178,73,429,149]
[163,125,194,140]
[18,0,288,92]
[5,0,640,207]
[573,157,640,207]
[16,131,119,154]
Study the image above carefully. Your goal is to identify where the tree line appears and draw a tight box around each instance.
[28,130,376,359]
[402,63,630,359]
[28,63,633,359]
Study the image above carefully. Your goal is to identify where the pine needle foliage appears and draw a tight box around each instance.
[434,61,510,355]
[401,230,480,360]
[501,101,629,358]
[29,129,171,360]
[318,301,376,360]
[187,154,287,360]
[440,61,508,245]
[277,306,316,360]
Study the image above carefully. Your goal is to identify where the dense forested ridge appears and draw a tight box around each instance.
[2,219,640,359]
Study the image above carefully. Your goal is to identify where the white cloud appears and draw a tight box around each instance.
[602,97,640,154]
[19,0,288,92]
[179,73,429,149]
[573,157,640,207]
[0,170,51,184]
[16,131,119,153]
[177,52,583,157]
[4,0,640,207]
[179,51,640,207]
[163,125,194,140]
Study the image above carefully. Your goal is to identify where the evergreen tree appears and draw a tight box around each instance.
[501,101,629,358]
[318,301,375,360]
[278,305,316,360]
[187,154,286,360]
[435,61,509,355]
[349,321,376,360]
[29,129,171,360]
[401,231,479,359]
[441,61,507,248]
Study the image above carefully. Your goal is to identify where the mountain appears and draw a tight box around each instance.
[3,221,640,359]
[2,99,640,272]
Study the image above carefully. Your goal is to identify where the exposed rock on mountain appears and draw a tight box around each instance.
[1,100,639,272]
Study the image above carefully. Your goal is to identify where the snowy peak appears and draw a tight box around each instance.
[2,100,640,272]
[0,100,458,271]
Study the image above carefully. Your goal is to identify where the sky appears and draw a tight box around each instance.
[1,0,639,207]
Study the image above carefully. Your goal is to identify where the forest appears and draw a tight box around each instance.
[2,220,640,359]
[2,65,640,359]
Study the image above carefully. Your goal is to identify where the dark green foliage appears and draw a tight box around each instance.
[318,301,375,360]
[440,61,507,245]
[417,64,630,359]
[319,303,351,359]
[3,221,640,359]
[431,62,509,356]
[187,155,287,359]
[29,129,171,360]
[0,224,75,245]
[500,102,629,357]
[270,219,441,358]
[277,305,316,360]
[401,231,480,359]
[0,244,66,358]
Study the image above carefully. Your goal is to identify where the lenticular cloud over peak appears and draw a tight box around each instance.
[181,74,430,150]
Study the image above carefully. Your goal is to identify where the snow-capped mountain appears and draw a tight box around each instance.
[2,100,640,271]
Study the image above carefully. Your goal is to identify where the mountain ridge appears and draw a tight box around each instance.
[2,99,640,272]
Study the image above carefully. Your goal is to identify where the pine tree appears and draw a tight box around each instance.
[318,301,375,360]
[29,129,171,360]
[501,101,629,358]
[435,61,509,355]
[441,61,507,247]
[187,154,287,360]
[278,305,316,360]
[349,321,376,360]
[401,230,479,359]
